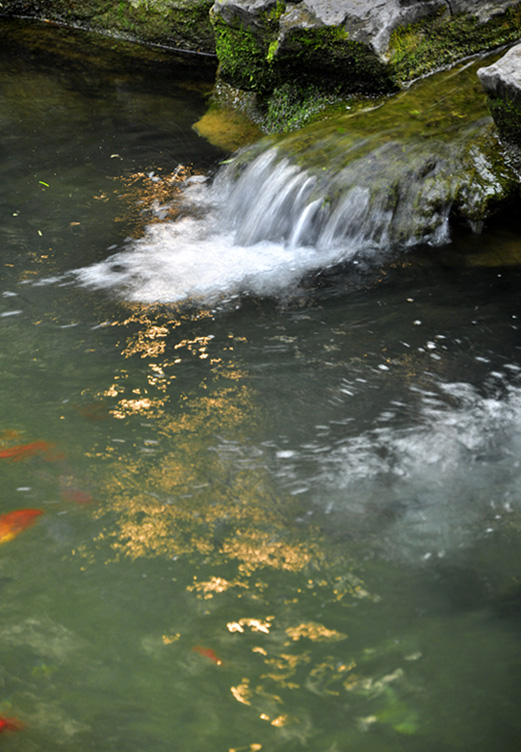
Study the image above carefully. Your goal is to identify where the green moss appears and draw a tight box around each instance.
[210,1,292,91]
[389,5,521,82]
[486,91,521,145]
[1,0,216,52]
[95,0,215,51]
[266,38,279,63]
[260,82,345,133]
[277,26,393,94]
[212,16,275,90]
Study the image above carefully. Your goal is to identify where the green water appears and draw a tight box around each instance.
[1,18,521,752]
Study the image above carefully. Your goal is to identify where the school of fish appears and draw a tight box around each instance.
[0,434,88,733]
[0,433,222,737]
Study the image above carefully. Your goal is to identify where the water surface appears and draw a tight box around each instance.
[1,19,521,752]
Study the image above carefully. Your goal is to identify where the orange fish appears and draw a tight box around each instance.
[0,441,62,462]
[0,716,23,733]
[192,646,223,665]
[0,509,43,544]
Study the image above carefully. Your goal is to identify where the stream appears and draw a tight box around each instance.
[1,17,521,752]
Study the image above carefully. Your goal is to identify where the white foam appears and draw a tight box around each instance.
[67,143,450,305]
[300,378,521,562]
[74,215,346,305]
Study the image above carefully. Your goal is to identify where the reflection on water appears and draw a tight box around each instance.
[2,16,521,752]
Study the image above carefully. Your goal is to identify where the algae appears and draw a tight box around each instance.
[193,105,262,151]
[486,91,521,145]
[1,0,216,52]
[388,5,521,83]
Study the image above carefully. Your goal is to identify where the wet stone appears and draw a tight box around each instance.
[478,43,521,146]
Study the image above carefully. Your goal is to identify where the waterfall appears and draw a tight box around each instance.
[70,116,509,306]
[63,50,518,307]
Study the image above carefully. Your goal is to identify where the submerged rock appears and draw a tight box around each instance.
[478,42,521,147]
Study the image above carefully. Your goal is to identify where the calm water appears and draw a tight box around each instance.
[1,18,521,752]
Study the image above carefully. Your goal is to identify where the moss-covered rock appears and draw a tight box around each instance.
[210,0,399,96]
[208,0,521,132]
[219,53,520,244]
[388,4,521,82]
[0,0,216,53]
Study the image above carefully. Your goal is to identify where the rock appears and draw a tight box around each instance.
[274,0,448,56]
[4,0,521,132]
[478,43,521,145]
[209,0,521,130]
[0,0,217,53]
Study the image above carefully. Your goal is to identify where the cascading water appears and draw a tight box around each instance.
[69,56,518,306]
[5,22,521,750]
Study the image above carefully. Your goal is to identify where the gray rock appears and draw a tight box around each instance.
[478,43,521,144]
[449,0,521,22]
[478,42,521,101]
[277,0,447,55]
[212,0,521,58]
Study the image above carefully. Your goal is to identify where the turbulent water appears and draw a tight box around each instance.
[69,55,518,305]
[3,20,521,752]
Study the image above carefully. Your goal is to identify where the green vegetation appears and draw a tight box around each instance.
[211,15,277,91]
[389,5,521,82]
[210,2,287,91]
[1,0,216,52]
[486,91,521,145]
[260,82,345,133]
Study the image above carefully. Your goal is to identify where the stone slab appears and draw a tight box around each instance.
[478,42,521,100]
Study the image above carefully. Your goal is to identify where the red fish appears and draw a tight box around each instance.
[0,509,43,544]
[192,646,223,665]
[0,441,62,462]
[0,716,23,733]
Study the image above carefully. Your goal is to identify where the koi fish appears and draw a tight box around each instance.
[0,716,23,733]
[0,441,62,462]
[192,645,223,665]
[0,509,43,544]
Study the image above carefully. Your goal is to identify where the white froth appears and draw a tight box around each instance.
[66,142,452,305]
[307,380,521,562]
[74,215,344,304]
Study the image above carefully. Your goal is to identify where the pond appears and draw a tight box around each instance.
[1,17,521,752]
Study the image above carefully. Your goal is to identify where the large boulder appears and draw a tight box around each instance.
[210,0,521,99]
[3,0,521,132]
[478,43,521,146]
